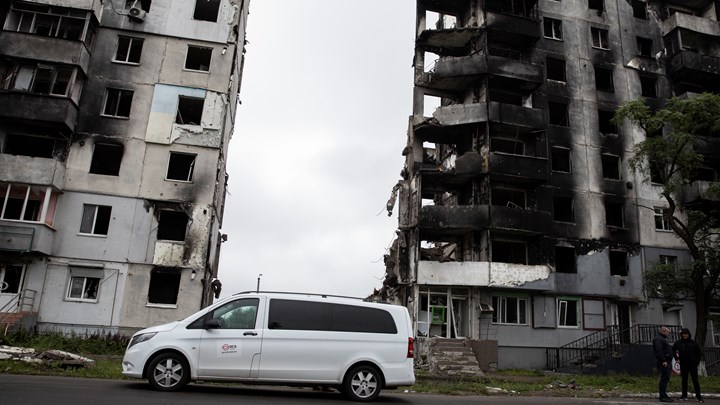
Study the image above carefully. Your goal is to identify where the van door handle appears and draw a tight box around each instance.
[243,331,257,336]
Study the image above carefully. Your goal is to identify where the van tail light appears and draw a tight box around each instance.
[407,337,414,358]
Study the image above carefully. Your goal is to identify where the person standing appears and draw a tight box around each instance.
[673,328,704,402]
[654,325,674,402]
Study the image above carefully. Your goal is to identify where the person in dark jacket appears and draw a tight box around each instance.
[673,328,704,402]
[653,325,674,402]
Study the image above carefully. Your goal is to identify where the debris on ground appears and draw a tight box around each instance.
[0,345,95,368]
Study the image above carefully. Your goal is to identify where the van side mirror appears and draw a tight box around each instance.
[204,318,222,329]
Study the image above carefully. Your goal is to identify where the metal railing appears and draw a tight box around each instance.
[546,324,682,371]
[0,288,38,334]
[705,347,720,369]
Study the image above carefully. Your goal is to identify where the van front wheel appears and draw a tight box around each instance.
[147,352,190,391]
[343,365,382,402]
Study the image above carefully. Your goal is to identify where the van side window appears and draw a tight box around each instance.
[268,299,397,334]
[188,298,258,329]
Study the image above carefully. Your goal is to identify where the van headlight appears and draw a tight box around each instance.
[128,332,157,349]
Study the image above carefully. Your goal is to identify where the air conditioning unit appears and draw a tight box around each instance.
[129,5,146,21]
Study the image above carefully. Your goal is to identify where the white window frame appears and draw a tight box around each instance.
[0,264,25,295]
[544,18,563,41]
[557,298,580,328]
[66,275,100,302]
[101,88,133,118]
[654,207,672,231]
[492,296,528,325]
[79,204,111,236]
[591,27,610,50]
[114,35,144,64]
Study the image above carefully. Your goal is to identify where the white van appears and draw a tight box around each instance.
[122,291,415,401]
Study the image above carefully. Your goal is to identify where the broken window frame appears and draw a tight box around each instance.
[636,36,653,57]
[601,153,621,180]
[1,62,77,97]
[89,143,123,176]
[553,195,574,223]
[491,188,526,209]
[590,27,609,50]
[79,204,112,236]
[548,101,569,127]
[4,2,95,45]
[551,146,572,173]
[66,275,100,302]
[102,88,133,118]
[4,133,57,158]
[543,18,563,41]
[557,297,580,328]
[594,66,614,92]
[555,246,577,274]
[654,207,672,231]
[609,250,628,276]
[491,295,528,325]
[147,267,181,306]
[175,96,204,125]
[490,137,525,155]
[114,35,144,64]
[0,184,55,224]
[0,264,25,294]
[166,152,196,182]
[193,0,221,22]
[546,57,566,82]
[605,201,624,228]
[184,45,212,72]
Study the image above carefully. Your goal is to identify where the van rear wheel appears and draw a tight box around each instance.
[343,365,382,402]
[147,352,190,391]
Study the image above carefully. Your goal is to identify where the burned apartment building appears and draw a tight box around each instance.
[380,0,720,369]
[0,0,249,334]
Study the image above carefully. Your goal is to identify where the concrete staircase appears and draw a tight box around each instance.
[427,338,484,377]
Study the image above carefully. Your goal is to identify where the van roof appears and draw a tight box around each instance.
[232,290,393,305]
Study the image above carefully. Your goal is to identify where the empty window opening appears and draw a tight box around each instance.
[102,88,133,118]
[598,110,617,135]
[193,0,221,22]
[492,188,526,209]
[632,0,647,19]
[637,37,653,57]
[694,167,717,182]
[543,18,562,40]
[553,195,574,222]
[490,137,524,155]
[176,96,204,125]
[492,240,527,264]
[0,264,24,294]
[114,36,144,64]
[67,276,100,301]
[80,204,111,235]
[148,267,181,305]
[4,133,56,158]
[609,250,628,276]
[548,102,569,126]
[595,67,614,92]
[591,27,609,49]
[650,161,664,183]
[157,210,188,241]
[605,201,624,228]
[546,57,566,82]
[166,152,196,182]
[423,95,441,117]
[185,46,212,71]
[601,153,621,179]
[89,143,123,176]
[640,75,657,98]
[555,246,577,273]
[551,146,571,173]
[589,0,604,12]
[558,299,579,327]
[654,207,672,231]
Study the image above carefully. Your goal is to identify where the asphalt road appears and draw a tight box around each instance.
[0,374,700,404]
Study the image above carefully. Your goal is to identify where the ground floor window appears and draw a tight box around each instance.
[492,295,528,325]
[557,297,580,328]
[148,267,181,306]
[0,264,24,294]
[67,276,100,302]
[418,287,468,338]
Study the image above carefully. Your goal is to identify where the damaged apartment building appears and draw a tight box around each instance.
[380,0,720,369]
[0,0,249,334]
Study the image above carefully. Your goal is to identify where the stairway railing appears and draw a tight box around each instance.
[0,289,38,334]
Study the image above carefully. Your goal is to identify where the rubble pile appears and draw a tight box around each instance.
[0,345,95,368]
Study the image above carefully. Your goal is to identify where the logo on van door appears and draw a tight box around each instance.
[220,343,238,355]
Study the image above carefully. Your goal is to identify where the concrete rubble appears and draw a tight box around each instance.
[0,345,95,368]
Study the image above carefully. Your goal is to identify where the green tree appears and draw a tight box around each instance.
[613,92,720,349]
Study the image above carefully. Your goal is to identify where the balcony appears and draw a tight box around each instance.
[412,103,489,143]
[662,0,713,12]
[662,12,720,37]
[488,101,545,133]
[487,56,544,91]
[0,222,55,255]
[417,53,488,93]
[417,260,554,290]
[0,32,91,74]
[0,92,77,134]
[418,204,551,235]
[483,10,541,47]
[683,181,719,204]
[488,152,549,183]
[666,51,720,87]
[417,28,480,56]
[0,154,66,189]
[418,0,467,16]
[488,205,552,235]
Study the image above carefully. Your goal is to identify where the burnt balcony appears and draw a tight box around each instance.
[0,32,91,74]
[488,152,549,183]
[412,103,489,143]
[487,55,544,91]
[666,51,720,88]
[484,10,542,48]
[0,154,66,190]
[419,0,468,16]
[662,0,713,13]
[417,260,554,290]
[417,27,480,56]
[488,101,545,133]
[0,92,77,134]
[662,12,720,38]
[0,222,55,255]
[417,204,551,236]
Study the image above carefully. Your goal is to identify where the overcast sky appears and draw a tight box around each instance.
[218,1,417,298]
